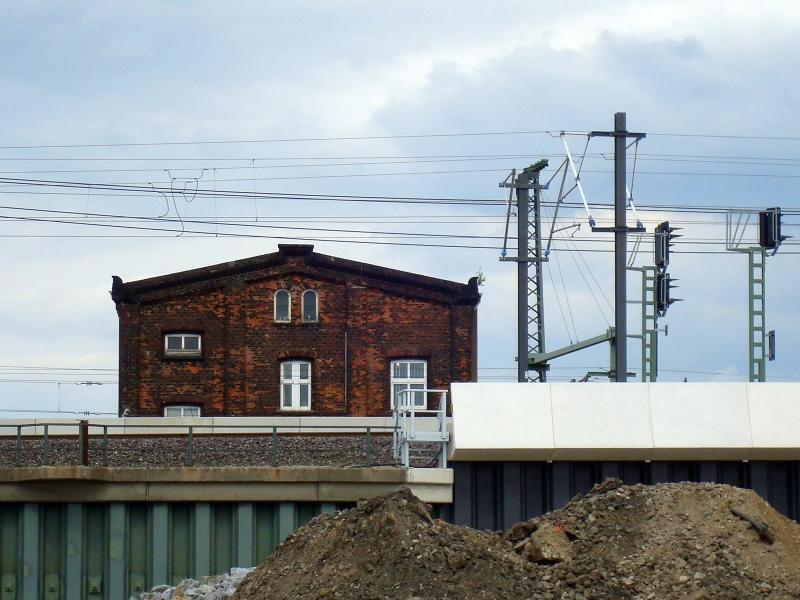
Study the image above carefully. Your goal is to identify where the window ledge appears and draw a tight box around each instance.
[162,354,204,361]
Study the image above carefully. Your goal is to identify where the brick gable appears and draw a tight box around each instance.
[112,245,480,417]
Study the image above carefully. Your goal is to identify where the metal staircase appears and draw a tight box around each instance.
[392,389,449,468]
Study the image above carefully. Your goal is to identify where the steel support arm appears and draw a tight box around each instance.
[529,329,615,366]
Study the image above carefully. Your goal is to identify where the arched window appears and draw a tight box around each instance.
[302,290,318,322]
[274,290,291,322]
[280,360,311,410]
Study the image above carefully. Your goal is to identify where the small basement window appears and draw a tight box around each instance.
[164,405,201,417]
[164,333,202,357]
[302,290,318,322]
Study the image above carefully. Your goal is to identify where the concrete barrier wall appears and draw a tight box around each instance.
[449,382,800,461]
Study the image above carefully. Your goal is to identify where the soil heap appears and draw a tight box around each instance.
[231,480,800,600]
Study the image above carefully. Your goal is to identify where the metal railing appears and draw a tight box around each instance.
[0,421,398,468]
[392,389,449,468]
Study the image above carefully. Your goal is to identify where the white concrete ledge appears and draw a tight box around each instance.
[449,382,800,461]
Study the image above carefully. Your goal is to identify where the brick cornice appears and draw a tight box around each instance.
[111,245,481,307]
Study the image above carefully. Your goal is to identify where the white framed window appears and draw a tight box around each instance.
[274,289,291,322]
[391,360,427,408]
[280,360,311,411]
[302,290,318,322]
[164,405,201,417]
[164,333,202,357]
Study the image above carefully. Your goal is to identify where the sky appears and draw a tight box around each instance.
[0,0,799,416]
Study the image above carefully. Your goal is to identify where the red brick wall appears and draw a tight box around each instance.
[118,266,477,417]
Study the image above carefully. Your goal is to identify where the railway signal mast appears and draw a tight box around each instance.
[726,207,788,381]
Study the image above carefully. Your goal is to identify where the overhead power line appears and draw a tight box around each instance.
[3,129,800,151]
[0,131,552,151]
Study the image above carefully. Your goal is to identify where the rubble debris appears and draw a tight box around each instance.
[130,567,254,600]
[232,481,800,599]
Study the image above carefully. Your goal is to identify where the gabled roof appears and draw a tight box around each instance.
[111,244,481,306]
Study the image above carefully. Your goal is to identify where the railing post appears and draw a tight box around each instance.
[79,420,89,466]
[271,427,278,467]
[187,426,194,467]
[42,424,49,466]
[15,426,21,467]
[440,392,448,469]
[366,427,372,467]
[102,426,108,466]
[78,421,83,466]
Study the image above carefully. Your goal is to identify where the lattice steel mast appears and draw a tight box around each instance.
[501,160,549,382]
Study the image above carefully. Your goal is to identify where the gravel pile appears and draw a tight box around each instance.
[0,434,398,468]
[231,480,800,600]
[130,567,254,600]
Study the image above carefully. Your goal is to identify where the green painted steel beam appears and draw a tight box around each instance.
[0,505,20,600]
[194,503,212,580]
[21,504,38,600]
[65,504,82,600]
[235,503,254,568]
[109,504,126,600]
[641,266,659,382]
[278,503,296,546]
[749,248,767,382]
[150,504,169,588]
[529,329,614,365]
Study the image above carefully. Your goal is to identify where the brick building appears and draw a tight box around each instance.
[111,244,480,417]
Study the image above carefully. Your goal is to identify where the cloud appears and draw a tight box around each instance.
[0,0,798,413]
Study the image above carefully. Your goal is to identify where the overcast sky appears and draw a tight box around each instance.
[1,1,799,416]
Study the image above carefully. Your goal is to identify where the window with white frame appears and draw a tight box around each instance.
[280,360,311,410]
[164,405,201,417]
[274,289,291,322]
[302,290,318,322]
[164,333,202,357]
[390,360,427,408]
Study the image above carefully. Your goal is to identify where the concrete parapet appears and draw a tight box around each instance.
[0,465,452,504]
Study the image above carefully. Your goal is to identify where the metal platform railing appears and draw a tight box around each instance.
[392,389,449,468]
[0,421,397,468]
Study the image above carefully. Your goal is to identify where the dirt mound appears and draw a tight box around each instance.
[232,481,800,600]
[232,487,529,599]
[514,479,800,599]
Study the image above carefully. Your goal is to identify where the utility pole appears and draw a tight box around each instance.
[614,114,628,381]
[590,113,645,381]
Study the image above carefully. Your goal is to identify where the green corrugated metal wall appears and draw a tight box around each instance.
[0,501,346,600]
